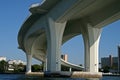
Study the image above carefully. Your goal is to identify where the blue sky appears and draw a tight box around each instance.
[0,0,120,65]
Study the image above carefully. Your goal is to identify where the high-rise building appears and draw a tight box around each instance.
[101,55,115,68]
[101,55,118,72]
[109,55,113,67]
[61,54,68,62]
[118,45,120,73]
[101,45,120,73]
[101,57,110,68]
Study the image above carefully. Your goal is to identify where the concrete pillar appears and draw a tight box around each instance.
[69,67,72,72]
[44,62,47,71]
[43,58,47,71]
[26,54,32,73]
[46,17,66,72]
[42,62,46,71]
[81,24,102,72]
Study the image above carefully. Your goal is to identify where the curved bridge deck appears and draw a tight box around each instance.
[18,0,120,78]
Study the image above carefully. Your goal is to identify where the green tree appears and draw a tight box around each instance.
[61,65,69,71]
[12,62,26,73]
[0,60,8,73]
[32,64,41,72]
[79,64,83,67]
[12,62,17,72]
[17,63,25,72]
[103,66,110,73]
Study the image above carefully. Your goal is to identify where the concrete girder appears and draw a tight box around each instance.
[31,34,46,61]
[18,14,41,51]
[86,0,120,28]
[23,16,47,54]
[61,59,84,70]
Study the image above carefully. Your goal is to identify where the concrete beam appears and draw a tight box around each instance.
[48,0,95,22]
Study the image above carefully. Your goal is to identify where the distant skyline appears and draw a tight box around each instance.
[0,0,120,65]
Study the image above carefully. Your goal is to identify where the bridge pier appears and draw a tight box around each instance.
[46,17,66,72]
[69,67,72,72]
[43,58,47,71]
[81,24,102,72]
[26,54,32,73]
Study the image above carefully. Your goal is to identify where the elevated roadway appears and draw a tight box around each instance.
[18,0,120,73]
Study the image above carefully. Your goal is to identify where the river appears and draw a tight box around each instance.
[0,74,120,80]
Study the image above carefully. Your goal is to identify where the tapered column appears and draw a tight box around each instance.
[26,54,32,73]
[46,17,66,72]
[43,62,47,71]
[43,58,47,71]
[81,24,102,72]
[69,67,72,72]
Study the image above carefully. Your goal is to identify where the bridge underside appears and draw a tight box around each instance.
[18,0,120,73]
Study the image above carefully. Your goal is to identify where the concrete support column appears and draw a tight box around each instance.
[46,17,66,72]
[42,62,46,71]
[43,58,47,71]
[69,67,72,72]
[26,54,32,73]
[44,62,47,71]
[81,24,102,72]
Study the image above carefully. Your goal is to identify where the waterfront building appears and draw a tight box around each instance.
[61,54,68,62]
[101,55,113,68]
[0,56,6,61]
[8,59,26,65]
[101,45,120,73]
[7,59,26,71]
[101,56,119,73]
[118,45,120,73]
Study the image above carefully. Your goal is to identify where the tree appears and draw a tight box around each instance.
[0,60,8,73]
[15,63,22,72]
[12,62,18,72]
[32,64,42,72]
[12,62,26,73]
[103,66,110,73]
[61,65,69,71]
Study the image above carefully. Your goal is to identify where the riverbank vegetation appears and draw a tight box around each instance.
[0,60,81,73]
[0,60,43,73]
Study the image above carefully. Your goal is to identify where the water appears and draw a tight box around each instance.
[0,74,120,80]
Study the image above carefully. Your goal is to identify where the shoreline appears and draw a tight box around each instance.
[0,72,120,77]
[0,72,25,74]
[103,74,120,76]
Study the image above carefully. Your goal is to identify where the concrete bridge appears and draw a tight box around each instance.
[18,0,120,74]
